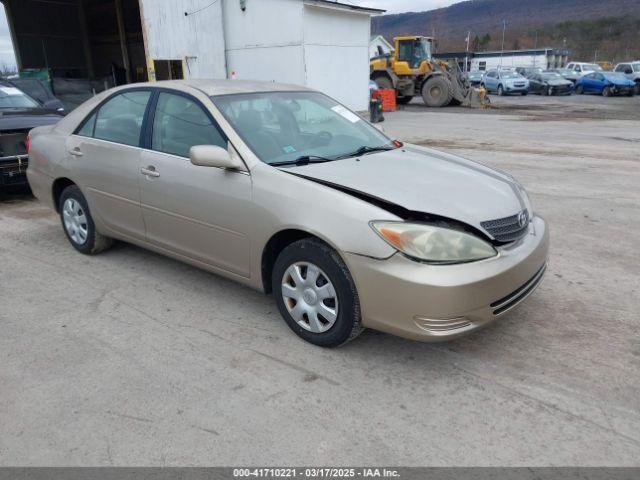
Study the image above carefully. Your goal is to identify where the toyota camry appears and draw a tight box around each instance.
[26,80,549,347]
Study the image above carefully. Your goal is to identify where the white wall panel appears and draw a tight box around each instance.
[223,0,304,51]
[225,45,306,85]
[140,0,226,79]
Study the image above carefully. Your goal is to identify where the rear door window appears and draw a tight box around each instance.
[91,91,151,147]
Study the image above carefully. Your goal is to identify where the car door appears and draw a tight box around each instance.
[592,73,607,93]
[529,74,541,93]
[65,89,152,241]
[485,72,497,91]
[139,90,253,278]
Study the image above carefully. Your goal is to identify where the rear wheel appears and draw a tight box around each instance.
[59,185,113,255]
[272,238,363,347]
[421,76,453,107]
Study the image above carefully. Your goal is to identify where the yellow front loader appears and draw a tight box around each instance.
[370,36,487,108]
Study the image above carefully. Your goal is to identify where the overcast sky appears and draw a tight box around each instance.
[350,0,457,13]
[0,0,459,70]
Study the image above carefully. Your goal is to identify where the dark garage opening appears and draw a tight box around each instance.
[2,0,147,110]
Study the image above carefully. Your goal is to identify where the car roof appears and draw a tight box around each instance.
[119,79,311,96]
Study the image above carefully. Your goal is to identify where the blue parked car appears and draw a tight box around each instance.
[576,72,635,96]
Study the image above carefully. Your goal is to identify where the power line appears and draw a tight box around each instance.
[184,0,220,17]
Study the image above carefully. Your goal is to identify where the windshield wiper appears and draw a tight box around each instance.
[270,155,335,167]
[337,145,395,159]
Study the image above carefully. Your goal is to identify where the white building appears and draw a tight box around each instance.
[370,35,393,59]
[2,0,383,111]
[434,48,570,72]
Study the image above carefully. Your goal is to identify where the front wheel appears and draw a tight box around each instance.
[547,87,554,96]
[575,85,583,94]
[602,86,612,97]
[422,76,453,107]
[273,239,363,347]
[497,84,505,96]
[59,185,113,255]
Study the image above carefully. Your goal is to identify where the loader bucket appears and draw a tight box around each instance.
[445,61,490,108]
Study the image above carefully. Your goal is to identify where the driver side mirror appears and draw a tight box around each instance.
[190,144,245,170]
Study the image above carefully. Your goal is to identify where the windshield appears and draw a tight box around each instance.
[212,91,393,165]
[541,73,563,80]
[602,72,627,81]
[468,72,482,79]
[500,71,519,79]
[0,84,40,109]
[633,63,640,72]
[583,64,601,71]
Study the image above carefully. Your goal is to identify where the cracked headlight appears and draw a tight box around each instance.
[371,221,497,264]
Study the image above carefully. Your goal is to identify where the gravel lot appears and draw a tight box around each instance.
[1,94,639,466]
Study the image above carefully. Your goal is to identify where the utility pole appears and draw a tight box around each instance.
[465,31,470,72]
[500,19,506,67]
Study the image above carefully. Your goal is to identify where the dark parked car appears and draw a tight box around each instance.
[547,68,581,84]
[528,72,574,96]
[575,72,636,96]
[465,71,484,86]
[515,67,543,78]
[4,77,66,114]
[0,81,64,189]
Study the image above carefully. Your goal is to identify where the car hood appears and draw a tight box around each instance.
[282,145,526,234]
[547,79,572,86]
[0,108,63,131]
[609,79,635,86]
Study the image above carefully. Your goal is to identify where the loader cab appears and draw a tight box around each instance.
[395,37,433,72]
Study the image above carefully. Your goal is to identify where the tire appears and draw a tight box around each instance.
[59,185,113,255]
[396,95,413,105]
[497,84,505,96]
[422,76,453,107]
[521,91,528,96]
[602,86,612,97]
[547,87,554,96]
[272,238,363,347]
[576,85,583,95]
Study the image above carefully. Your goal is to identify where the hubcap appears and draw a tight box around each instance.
[62,198,88,245]
[281,262,338,334]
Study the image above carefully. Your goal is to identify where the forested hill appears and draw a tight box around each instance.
[371,0,640,62]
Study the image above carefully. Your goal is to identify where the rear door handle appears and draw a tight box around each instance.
[140,166,160,178]
[68,148,83,157]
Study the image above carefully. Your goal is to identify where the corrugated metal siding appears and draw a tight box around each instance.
[140,0,227,79]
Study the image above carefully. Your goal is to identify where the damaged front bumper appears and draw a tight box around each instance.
[0,154,29,187]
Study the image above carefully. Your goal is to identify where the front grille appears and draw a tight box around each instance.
[481,210,529,243]
[490,264,547,316]
[513,83,526,87]
[0,156,29,185]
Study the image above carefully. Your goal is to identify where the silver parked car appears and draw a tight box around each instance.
[482,69,530,95]
[27,80,548,347]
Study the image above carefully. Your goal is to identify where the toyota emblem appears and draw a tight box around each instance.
[518,210,528,228]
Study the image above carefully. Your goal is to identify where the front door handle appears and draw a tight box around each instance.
[68,148,83,157]
[140,166,160,178]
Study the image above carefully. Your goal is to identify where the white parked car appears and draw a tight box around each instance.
[565,62,602,77]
